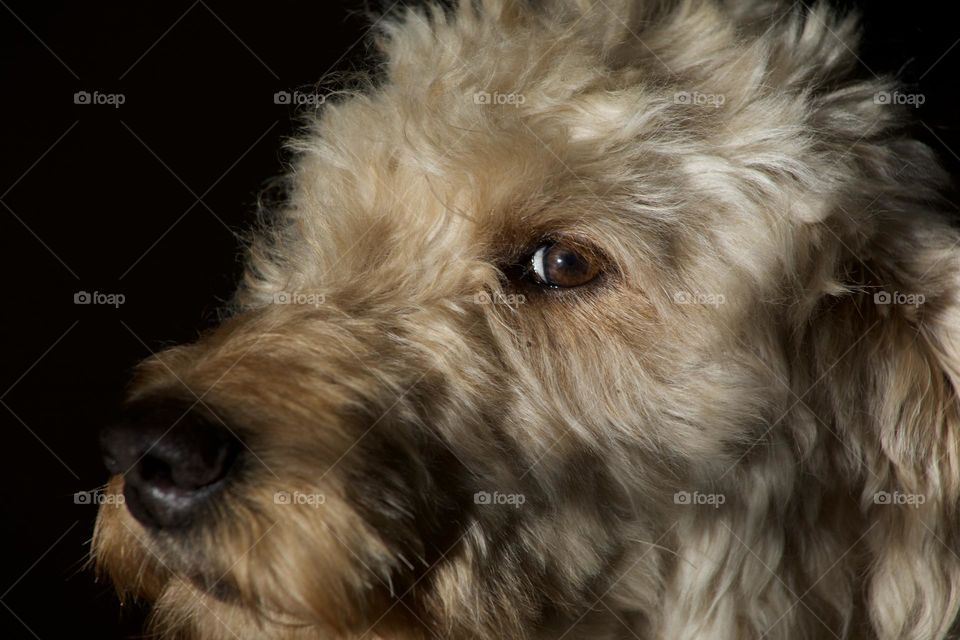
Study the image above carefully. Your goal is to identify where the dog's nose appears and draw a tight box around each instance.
[100,399,240,529]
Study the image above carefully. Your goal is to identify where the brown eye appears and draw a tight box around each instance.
[530,242,600,288]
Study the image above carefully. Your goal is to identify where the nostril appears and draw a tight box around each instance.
[154,422,238,491]
[101,397,242,529]
[138,454,176,491]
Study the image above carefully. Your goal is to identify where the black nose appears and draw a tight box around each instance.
[101,399,241,529]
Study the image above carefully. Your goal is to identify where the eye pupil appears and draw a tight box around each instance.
[547,247,585,277]
[530,242,600,288]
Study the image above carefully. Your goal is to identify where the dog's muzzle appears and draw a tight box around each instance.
[100,399,240,530]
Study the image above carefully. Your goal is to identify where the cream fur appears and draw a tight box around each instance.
[94,1,960,638]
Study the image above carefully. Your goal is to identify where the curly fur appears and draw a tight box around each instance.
[93,1,960,638]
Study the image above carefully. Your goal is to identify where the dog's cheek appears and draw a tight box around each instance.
[345,416,478,571]
[215,482,408,631]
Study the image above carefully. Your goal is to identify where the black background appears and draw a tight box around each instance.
[0,1,958,638]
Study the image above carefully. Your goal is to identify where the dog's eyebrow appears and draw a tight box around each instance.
[421,172,480,226]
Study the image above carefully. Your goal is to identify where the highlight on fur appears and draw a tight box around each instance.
[93,1,960,638]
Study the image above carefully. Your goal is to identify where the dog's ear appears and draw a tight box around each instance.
[697,2,960,635]
[807,200,960,639]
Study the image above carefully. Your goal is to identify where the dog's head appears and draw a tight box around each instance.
[94,1,960,638]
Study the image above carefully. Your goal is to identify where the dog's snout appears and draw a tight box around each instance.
[101,399,241,529]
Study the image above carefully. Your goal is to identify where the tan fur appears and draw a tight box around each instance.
[94,1,960,638]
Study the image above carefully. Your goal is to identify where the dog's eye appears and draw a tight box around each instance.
[529,242,600,288]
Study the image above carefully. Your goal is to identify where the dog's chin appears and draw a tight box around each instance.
[148,559,418,640]
[95,475,421,637]
[146,539,241,603]
[96,523,374,636]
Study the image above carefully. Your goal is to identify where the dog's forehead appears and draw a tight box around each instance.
[281,5,822,293]
[298,80,690,245]
[294,101,623,258]
[282,76,820,309]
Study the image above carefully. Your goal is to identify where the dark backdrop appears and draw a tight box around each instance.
[0,1,958,638]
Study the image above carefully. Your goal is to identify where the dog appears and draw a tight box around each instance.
[93,1,960,638]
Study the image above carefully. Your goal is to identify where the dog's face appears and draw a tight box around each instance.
[95,2,960,639]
